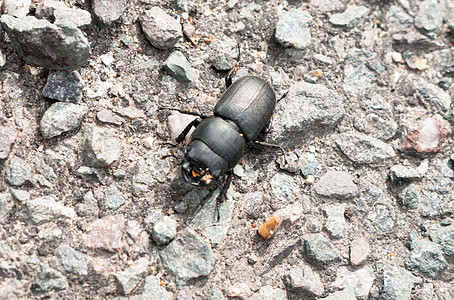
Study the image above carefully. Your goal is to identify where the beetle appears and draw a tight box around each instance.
[164,76,276,200]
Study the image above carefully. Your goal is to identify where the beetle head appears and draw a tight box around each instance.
[182,160,215,186]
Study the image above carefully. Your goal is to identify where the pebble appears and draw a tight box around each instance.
[304,233,341,265]
[250,285,287,300]
[275,9,312,50]
[429,223,454,261]
[104,187,125,211]
[314,171,359,199]
[40,102,88,138]
[139,7,182,49]
[267,82,345,146]
[323,203,348,239]
[57,245,88,276]
[167,111,197,142]
[0,279,25,299]
[310,0,343,12]
[242,192,264,218]
[35,0,92,28]
[164,51,194,82]
[415,0,445,32]
[8,187,30,202]
[42,70,84,103]
[322,287,356,300]
[385,5,414,31]
[0,126,17,160]
[160,228,216,284]
[350,237,370,266]
[389,165,422,183]
[0,16,90,71]
[402,115,451,153]
[427,48,454,75]
[336,132,396,164]
[258,215,282,239]
[343,49,377,94]
[83,125,121,167]
[399,184,420,210]
[92,0,126,25]
[333,265,375,299]
[282,263,324,297]
[5,156,35,187]
[354,113,397,140]
[226,283,253,299]
[32,265,68,293]
[26,195,76,225]
[405,236,448,278]
[211,53,234,71]
[419,192,443,217]
[152,216,177,245]
[138,276,173,300]
[329,5,369,28]
[115,257,149,295]
[85,214,125,252]
[415,78,452,111]
[0,193,12,220]
[367,204,395,232]
[3,0,30,18]
[270,172,297,203]
[380,265,422,300]
[0,49,5,67]
[97,108,125,126]
[133,149,171,193]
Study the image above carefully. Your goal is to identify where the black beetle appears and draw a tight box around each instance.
[166,76,276,194]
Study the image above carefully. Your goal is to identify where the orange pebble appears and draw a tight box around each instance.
[258,215,282,239]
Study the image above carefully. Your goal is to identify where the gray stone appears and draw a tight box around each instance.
[282,264,324,297]
[399,184,420,210]
[380,265,421,300]
[250,285,287,300]
[211,285,226,300]
[329,5,369,28]
[275,9,312,50]
[368,204,395,232]
[350,237,370,266]
[386,5,414,31]
[144,209,165,233]
[393,32,444,48]
[83,125,121,168]
[139,276,173,300]
[42,70,84,103]
[35,0,92,28]
[160,228,216,283]
[140,7,182,49]
[0,193,13,221]
[315,171,359,200]
[355,113,397,140]
[415,77,452,111]
[3,0,31,18]
[0,15,90,71]
[189,189,234,245]
[115,257,149,295]
[405,237,448,278]
[428,48,454,75]
[420,192,443,217]
[84,214,125,252]
[304,233,341,265]
[57,245,88,276]
[429,224,454,261]
[415,0,445,32]
[343,49,377,94]
[133,149,171,194]
[78,190,99,215]
[336,132,396,164]
[390,165,422,182]
[104,187,125,211]
[323,203,348,239]
[40,102,87,138]
[0,126,17,160]
[152,216,177,245]
[8,188,30,202]
[32,265,68,293]
[322,287,356,300]
[211,53,234,71]
[92,0,126,25]
[97,109,125,126]
[26,195,76,225]
[300,153,318,177]
[5,156,35,187]
[270,172,297,202]
[267,82,345,146]
[176,287,195,300]
[333,265,375,299]
[0,49,5,68]
[164,51,194,82]
[242,192,264,218]
[0,279,26,299]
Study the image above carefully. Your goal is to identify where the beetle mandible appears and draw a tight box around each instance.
[165,76,276,201]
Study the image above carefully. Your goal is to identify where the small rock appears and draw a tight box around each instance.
[385,5,414,31]
[0,49,5,67]
[0,279,26,299]
[5,156,35,187]
[354,113,397,140]
[329,5,369,28]
[139,7,182,49]
[367,204,395,232]
[380,265,422,300]
[167,111,198,142]
[164,51,194,82]
[310,0,344,12]
[270,172,297,203]
[104,187,125,211]
[323,203,348,239]
[389,165,422,182]
[25,195,76,225]
[415,78,452,111]
[176,287,194,300]
[78,191,99,215]
[315,171,359,199]
[350,237,370,266]
[32,265,68,293]
[405,236,448,278]
[321,287,356,300]
[275,9,312,50]
[0,193,13,220]
[83,125,121,167]
[242,192,264,218]
[343,49,377,94]
[115,257,149,295]
[85,214,125,252]
[92,0,126,25]
[282,263,324,297]
[57,245,88,276]
[258,215,282,239]
[399,184,420,210]
[160,228,216,283]
[429,223,454,261]
[97,108,125,126]
[152,216,177,245]
[211,285,226,300]
[0,126,17,160]
[226,283,253,299]
[42,70,84,103]
[403,115,451,153]
[336,132,396,164]
[139,276,173,300]
[211,53,234,71]
[419,192,443,217]
[8,188,30,202]
[250,285,287,300]
[304,233,341,265]
[333,265,375,299]
[40,102,88,138]
[35,0,92,28]
[415,0,445,32]
[3,0,31,18]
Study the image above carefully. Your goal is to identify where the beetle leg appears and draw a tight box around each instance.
[176,118,202,143]
[215,170,233,221]
[159,107,208,119]
[277,91,289,103]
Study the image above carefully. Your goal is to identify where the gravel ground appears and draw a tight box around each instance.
[0,0,453,299]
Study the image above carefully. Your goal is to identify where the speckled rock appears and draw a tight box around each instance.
[25,195,76,225]
[31,265,68,293]
[380,265,422,300]
[83,125,121,168]
[405,236,448,278]
[282,263,324,297]
[115,257,149,295]
[350,237,370,266]
[152,216,177,245]
[104,187,125,211]
[304,233,341,265]
[85,214,125,252]
[5,156,35,187]
[415,0,445,32]
[354,113,397,140]
[323,203,348,239]
[139,276,173,300]
[333,266,375,299]
[139,7,182,49]
[42,70,84,103]
[403,115,451,153]
[0,126,17,160]
[57,245,88,276]
[92,0,126,25]
[40,102,88,138]
[315,171,359,200]
[275,9,312,50]
[329,5,369,28]
[250,285,287,300]
[164,51,194,81]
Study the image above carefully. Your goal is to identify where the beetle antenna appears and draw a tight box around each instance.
[159,107,208,119]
